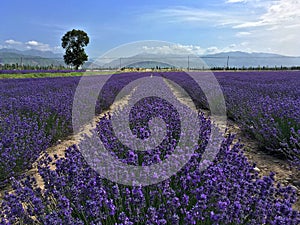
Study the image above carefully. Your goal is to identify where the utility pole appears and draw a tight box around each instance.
[226,56,229,69]
[20,57,23,68]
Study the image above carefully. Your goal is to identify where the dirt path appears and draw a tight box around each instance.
[163,78,300,210]
[1,78,299,211]
[0,89,134,197]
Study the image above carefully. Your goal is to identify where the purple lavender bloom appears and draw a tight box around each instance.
[1,72,300,224]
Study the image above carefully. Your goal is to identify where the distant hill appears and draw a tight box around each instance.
[0,48,65,67]
[0,48,62,58]
[1,48,300,69]
[203,51,300,68]
[86,51,300,69]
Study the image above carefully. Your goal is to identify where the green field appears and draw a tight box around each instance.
[0,71,116,79]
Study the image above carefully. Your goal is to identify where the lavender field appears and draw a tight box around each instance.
[164,71,300,166]
[0,71,300,224]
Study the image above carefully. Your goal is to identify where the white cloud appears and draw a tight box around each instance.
[25,40,51,51]
[236,31,251,37]
[203,42,253,54]
[26,40,39,46]
[158,7,220,22]
[232,0,300,55]
[5,39,22,45]
[149,1,276,28]
[142,44,208,55]
[146,0,300,55]
[226,0,247,3]
[225,0,275,8]
[141,43,253,56]
[53,46,63,51]
[1,39,62,53]
[234,0,300,29]
[152,6,243,27]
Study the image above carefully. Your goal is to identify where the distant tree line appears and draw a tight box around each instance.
[0,63,68,71]
[209,65,300,71]
[1,63,300,72]
[116,65,300,71]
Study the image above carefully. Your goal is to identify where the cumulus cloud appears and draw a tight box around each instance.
[25,40,51,51]
[26,40,39,46]
[5,39,22,45]
[146,0,300,55]
[142,44,207,55]
[1,39,61,52]
[234,0,300,29]
[232,0,300,55]
[203,42,252,54]
[141,43,252,56]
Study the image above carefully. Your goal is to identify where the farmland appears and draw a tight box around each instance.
[0,70,114,79]
[0,71,300,224]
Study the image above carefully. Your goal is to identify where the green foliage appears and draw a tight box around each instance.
[0,71,118,79]
[0,64,66,70]
[0,72,83,79]
[61,29,89,69]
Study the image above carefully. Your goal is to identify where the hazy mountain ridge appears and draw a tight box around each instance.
[0,48,64,66]
[1,48,300,68]
[0,48,62,58]
[203,51,300,68]
[92,51,300,69]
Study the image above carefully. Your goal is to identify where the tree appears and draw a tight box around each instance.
[61,29,89,69]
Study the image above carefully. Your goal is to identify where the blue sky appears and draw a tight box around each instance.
[1,0,300,57]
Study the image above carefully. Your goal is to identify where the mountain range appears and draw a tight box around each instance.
[203,51,300,68]
[1,48,300,69]
[87,51,300,69]
[0,48,64,67]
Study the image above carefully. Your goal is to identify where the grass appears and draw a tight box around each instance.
[0,71,116,79]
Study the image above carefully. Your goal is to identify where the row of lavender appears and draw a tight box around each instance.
[0,69,85,74]
[0,77,76,185]
[218,71,300,166]
[1,73,299,224]
[163,71,300,167]
[0,73,148,186]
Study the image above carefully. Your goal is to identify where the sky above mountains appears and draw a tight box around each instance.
[1,0,299,58]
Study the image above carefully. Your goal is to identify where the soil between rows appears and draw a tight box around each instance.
[1,76,299,211]
[164,78,300,211]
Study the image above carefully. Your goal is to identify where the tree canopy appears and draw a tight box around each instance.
[61,29,89,69]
